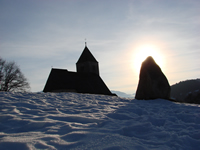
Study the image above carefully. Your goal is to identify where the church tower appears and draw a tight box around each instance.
[76,44,99,75]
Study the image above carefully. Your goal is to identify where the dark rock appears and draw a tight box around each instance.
[135,56,170,100]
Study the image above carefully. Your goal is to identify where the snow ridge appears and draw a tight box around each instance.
[0,92,200,150]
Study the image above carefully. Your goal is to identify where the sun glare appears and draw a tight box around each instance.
[132,45,164,73]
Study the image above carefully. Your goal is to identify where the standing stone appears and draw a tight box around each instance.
[135,56,170,100]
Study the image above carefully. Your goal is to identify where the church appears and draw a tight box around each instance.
[43,44,115,96]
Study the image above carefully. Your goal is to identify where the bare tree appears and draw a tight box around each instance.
[0,58,30,92]
[0,58,5,82]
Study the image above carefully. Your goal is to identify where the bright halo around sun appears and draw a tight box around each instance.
[133,45,164,73]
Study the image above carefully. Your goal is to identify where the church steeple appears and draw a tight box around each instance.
[76,44,99,75]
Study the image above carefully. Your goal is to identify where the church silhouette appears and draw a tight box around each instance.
[43,44,115,96]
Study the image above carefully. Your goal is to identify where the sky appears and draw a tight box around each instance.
[1,0,200,94]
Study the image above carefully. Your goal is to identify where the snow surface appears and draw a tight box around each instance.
[0,92,200,150]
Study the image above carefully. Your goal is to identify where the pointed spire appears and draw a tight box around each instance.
[76,42,99,75]
[76,45,98,64]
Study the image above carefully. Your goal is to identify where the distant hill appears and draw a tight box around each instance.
[111,91,135,98]
[171,79,200,104]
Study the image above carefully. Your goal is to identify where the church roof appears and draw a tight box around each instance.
[43,68,114,96]
[76,46,98,64]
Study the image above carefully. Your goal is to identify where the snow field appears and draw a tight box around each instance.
[0,92,200,150]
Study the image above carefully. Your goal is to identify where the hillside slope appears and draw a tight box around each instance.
[171,79,200,103]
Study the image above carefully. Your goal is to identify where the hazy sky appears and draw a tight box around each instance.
[1,0,200,94]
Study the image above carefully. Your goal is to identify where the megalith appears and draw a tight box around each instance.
[135,56,170,100]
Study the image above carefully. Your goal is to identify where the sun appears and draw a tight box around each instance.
[132,45,164,73]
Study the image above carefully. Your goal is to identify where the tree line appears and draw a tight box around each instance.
[171,79,200,104]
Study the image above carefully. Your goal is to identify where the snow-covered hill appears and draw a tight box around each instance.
[0,92,200,150]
